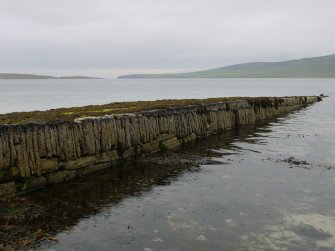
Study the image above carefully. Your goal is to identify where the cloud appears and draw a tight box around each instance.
[0,0,334,77]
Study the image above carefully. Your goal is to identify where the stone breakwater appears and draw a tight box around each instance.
[0,96,320,198]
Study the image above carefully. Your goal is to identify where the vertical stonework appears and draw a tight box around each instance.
[0,96,320,198]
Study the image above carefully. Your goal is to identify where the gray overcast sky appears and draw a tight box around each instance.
[0,0,334,78]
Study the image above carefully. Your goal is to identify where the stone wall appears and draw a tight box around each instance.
[0,96,320,198]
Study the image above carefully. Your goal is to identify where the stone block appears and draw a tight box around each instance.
[153,133,176,142]
[40,158,59,174]
[181,133,197,144]
[31,176,47,188]
[47,171,65,184]
[64,156,96,170]
[141,142,160,153]
[63,170,77,181]
[95,150,119,163]
[160,137,181,149]
[0,182,16,197]
[21,176,47,191]
[122,147,135,159]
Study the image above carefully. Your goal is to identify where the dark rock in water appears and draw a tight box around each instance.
[267,156,334,171]
[284,157,310,166]
[266,157,312,169]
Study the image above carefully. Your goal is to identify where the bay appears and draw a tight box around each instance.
[0,78,333,114]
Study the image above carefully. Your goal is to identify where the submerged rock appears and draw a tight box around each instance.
[196,235,208,241]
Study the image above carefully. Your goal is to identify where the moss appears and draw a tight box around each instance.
[0,97,302,125]
[102,108,114,112]
[181,133,197,145]
[63,112,75,115]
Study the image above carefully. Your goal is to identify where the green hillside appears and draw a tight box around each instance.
[118,54,335,78]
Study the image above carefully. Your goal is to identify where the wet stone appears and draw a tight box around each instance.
[141,142,160,153]
[160,137,181,149]
[0,182,16,197]
[64,156,96,170]
[95,150,120,163]
[40,158,59,174]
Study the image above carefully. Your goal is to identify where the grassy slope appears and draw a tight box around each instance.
[118,54,335,78]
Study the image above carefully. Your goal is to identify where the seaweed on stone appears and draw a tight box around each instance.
[0,97,292,125]
[0,98,245,124]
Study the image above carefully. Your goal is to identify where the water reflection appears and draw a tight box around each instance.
[1,99,335,250]
[24,126,259,230]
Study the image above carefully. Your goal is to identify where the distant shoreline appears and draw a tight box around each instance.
[118,54,335,79]
[118,76,335,79]
[0,73,103,80]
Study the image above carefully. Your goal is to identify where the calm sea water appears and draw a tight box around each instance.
[0,78,333,113]
[1,79,335,250]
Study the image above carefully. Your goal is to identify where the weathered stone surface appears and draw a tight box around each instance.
[21,176,47,191]
[141,142,160,153]
[64,156,96,170]
[160,137,181,150]
[40,158,59,174]
[9,166,20,178]
[122,147,135,159]
[82,121,95,155]
[37,127,47,157]
[0,182,16,197]
[153,133,175,142]
[235,109,256,126]
[95,150,119,163]
[63,170,77,181]
[16,142,30,178]
[182,133,197,144]
[2,167,19,183]
[31,176,47,188]
[226,100,249,110]
[47,171,64,184]
[1,128,12,170]
[306,96,318,104]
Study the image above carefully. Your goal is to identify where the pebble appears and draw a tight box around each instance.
[152,237,164,243]
[196,235,207,241]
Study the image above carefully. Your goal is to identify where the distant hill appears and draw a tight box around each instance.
[118,54,335,78]
[0,73,103,79]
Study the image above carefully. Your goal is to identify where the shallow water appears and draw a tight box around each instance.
[10,94,332,250]
[1,79,335,250]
